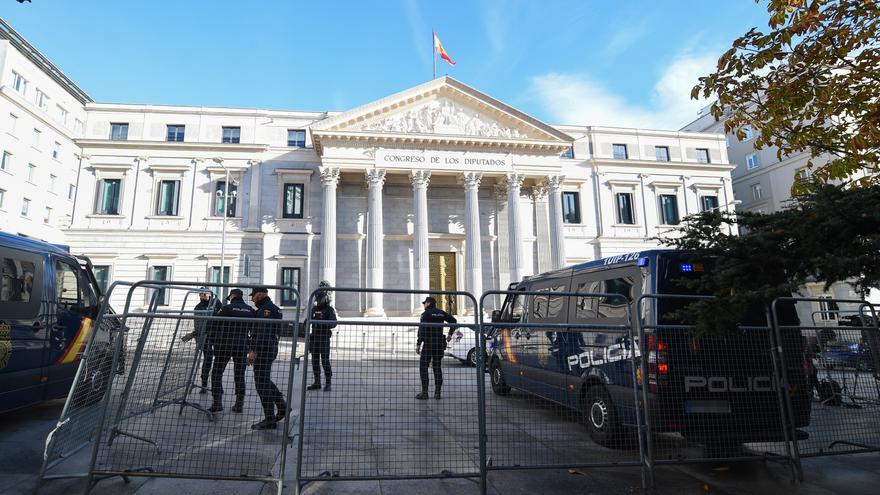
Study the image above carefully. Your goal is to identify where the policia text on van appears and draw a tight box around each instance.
[487,249,811,449]
[0,232,114,414]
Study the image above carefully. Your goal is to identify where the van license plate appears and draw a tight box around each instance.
[686,400,731,414]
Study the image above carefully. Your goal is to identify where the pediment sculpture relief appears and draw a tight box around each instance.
[357,99,527,139]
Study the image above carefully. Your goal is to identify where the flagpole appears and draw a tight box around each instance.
[432,29,436,80]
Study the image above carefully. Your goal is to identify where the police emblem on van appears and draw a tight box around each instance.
[0,323,11,369]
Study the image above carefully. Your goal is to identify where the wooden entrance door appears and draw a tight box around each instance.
[428,252,457,314]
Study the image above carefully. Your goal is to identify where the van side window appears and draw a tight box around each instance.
[1,257,36,302]
[532,285,566,320]
[598,277,634,319]
[56,261,81,311]
[574,281,601,320]
[509,294,524,322]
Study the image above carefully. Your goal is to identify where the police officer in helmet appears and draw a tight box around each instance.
[307,281,337,392]
[415,296,457,400]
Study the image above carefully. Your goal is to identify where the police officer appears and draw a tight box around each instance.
[181,288,221,394]
[247,287,288,430]
[306,281,337,392]
[415,296,457,400]
[209,288,254,413]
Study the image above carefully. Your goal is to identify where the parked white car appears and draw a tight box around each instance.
[446,328,489,366]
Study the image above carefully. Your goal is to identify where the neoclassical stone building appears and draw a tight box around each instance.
[1,20,735,316]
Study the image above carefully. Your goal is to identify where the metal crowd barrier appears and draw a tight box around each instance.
[772,298,880,479]
[294,287,481,494]
[36,280,301,495]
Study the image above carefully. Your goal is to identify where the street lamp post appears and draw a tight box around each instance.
[214,158,237,296]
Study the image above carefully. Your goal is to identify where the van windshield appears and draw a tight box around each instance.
[656,254,715,325]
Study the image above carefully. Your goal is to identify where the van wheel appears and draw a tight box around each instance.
[72,355,111,408]
[584,386,623,447]
[490,359,511,395]
[467,349,478,367]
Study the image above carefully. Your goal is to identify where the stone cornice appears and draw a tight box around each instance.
[75,139,269,153]
[591,158,735,172]
[312,129,570,155]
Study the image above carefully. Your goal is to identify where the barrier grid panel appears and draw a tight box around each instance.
[479,290,644,474]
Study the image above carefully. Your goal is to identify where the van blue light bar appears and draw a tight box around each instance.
[638,257,649,267]
[680,263,693,272]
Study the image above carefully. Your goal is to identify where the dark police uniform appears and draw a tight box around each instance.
[308,300,337,390]
[192,297,221,390]
[210,291,254,412]
[417,300,457,398]
[251,294,286,422]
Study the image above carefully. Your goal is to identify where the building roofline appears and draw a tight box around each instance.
[0,17,92,104]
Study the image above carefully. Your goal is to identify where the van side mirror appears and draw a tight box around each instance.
[491,310,502,322]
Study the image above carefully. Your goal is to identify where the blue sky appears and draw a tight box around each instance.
[3,0,768,129]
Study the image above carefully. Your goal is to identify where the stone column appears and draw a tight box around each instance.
[246,159,262,231]
[365,169,386,316]
[506,173,526,284]
[545,175,567,269]
[531,184,551,273]
[462,172,483,308]
[319,167,340,286]
[410,170,431,313]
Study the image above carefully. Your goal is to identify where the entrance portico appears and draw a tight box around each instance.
[311,77,572,316]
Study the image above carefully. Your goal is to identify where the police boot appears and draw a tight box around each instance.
[232,396,244,413]
[209,398,223,413]
[323,377,331,392]
[274,400,287,423]
[434,388,442,400]
[251,417,277,430]
[306,380,321,391]
[415,389,429,400]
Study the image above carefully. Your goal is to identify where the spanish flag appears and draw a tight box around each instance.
[433,32,455,66]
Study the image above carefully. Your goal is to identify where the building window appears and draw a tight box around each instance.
[742,125,754,141]
[68,184,76,201]
[32,128,41,147]
[655,146,670,162]
[0,189,5,209]
[209,266,231,295]
[696,148,711,163]
[74,119,84,135]
[148,266,170,306]
[27,164,36,182]
[156,180,180,216]
[280,267,300,306]
[9,113,18,133]
[166,125,185,142]
[751,183,763,201]
[282,183,304,219]
[95,178,122,215]
[562,191,581,224]
[560,146,575,159]
[20,198,30,217]
[52,141,61,160]
[57,105,68,126]
[287,129,306,147]
[213,180,238,217]
[818,296,839,321]
[43,206,52,224]
[700,195,719,212]
[221,126,241,144]
[746,153,759,170]
[612,143,628,159]
[35,89,49,111]
[12,71,27,95]
[47,174,57,193]
[659,194,680,225]
[1,151,9,170]
[110,123,129,141]
[615,192,635,225]
[93,265,110,294]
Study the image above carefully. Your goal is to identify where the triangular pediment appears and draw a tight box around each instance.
[311,77,572,149]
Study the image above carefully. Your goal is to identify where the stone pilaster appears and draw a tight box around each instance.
[545,175,567,269]
[319,167,340,286]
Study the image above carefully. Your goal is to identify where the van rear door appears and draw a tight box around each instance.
[0,249,49,411]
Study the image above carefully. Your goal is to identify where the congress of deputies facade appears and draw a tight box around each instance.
[0,20,735,316]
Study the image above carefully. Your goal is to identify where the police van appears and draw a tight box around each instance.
[488,249,811,449]
[0,232,115,414]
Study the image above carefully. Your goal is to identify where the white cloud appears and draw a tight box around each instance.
[529,51,718,130]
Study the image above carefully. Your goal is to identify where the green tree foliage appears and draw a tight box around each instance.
[660,185,880,334]
[692,0,880,193]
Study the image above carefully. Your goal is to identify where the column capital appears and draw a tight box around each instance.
[530,185,548,200]
[505,173,525,189]
[365,168,387,187]
[320,167,340,186]
[410,169,432,187]
[460,171,483,190]
[543,175,566,191]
